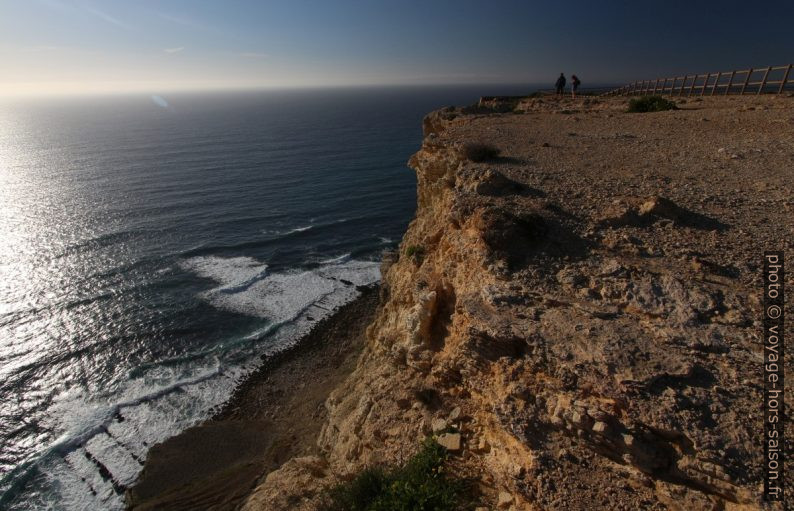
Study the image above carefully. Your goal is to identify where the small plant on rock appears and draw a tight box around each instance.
[627,96,678,113]
[319,438,476,511]
[405,244,425,263]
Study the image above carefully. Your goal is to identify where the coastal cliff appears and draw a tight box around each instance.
[134,95,793,510]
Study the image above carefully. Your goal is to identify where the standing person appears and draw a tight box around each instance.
[555,73,566,96]
[571,74,581,98]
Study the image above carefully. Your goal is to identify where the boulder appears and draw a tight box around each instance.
[437,432,462,451]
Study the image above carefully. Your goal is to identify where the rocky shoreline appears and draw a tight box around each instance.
[126,285,380,510]
[131,94,792,510]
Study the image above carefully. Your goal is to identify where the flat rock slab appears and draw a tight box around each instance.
[437,432,461,451]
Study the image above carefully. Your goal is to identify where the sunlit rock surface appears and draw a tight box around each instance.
[245,96,793,510]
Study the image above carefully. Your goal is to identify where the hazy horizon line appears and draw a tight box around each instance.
[0,80,622,100]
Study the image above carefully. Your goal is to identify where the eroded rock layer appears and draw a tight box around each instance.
[244,96,793,511]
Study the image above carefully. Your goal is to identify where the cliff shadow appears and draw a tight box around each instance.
[472,169,545,198]
[492,155,528,165]
[671,208,728,231]
[479,207,590,271]
[600,197,729,232]
[428,283,457,353]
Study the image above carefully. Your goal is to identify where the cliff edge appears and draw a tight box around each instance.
[242,95,793,510]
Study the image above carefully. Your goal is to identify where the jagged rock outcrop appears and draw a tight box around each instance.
[243,96,793,510]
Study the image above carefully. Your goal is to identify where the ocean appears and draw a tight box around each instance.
[0,85,533,509]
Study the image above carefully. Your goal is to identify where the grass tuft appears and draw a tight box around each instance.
[319,438,475,511]
[627,96,678,113]
[405,245,425,263]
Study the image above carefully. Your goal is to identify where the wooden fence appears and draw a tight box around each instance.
[603,64,793,97]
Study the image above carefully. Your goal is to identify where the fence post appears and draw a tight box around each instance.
[725,71,735,95]
[740,68,753,94]
[606,63,792,98]
[758,66,771,94]
[711,72,721,95]
[779,64,792,94]
[701,73,710,96]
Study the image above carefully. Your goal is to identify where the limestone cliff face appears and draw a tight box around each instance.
[243,98,793,511]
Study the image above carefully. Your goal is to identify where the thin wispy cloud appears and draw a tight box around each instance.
[164,47,185,54]
[156,11,236,40]
[157,13,206,31]
[84,6,127,28]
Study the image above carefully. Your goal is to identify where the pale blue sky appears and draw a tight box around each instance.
[1,0,792,95]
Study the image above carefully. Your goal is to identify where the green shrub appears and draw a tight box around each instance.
[322,467,390,511]
[627,96,678,113]
[462,142,500,162]
[405,245,425,261]
[320,438,475,511]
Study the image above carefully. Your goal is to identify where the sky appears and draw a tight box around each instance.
[1,0,793,96]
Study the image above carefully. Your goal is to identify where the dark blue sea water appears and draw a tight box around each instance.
[0,85,533,509]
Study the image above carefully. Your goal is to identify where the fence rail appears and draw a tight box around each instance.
[603,64,794,97]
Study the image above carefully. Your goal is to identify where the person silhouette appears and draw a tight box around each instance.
[555,73,566,96]
[571,75,581,98]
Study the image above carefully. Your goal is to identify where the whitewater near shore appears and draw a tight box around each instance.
[132,94,793,510]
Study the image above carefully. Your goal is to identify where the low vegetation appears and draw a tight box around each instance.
[405,244,425,262]
[462,142,501,162]
[319,438,475,511]
[627,95,678,113]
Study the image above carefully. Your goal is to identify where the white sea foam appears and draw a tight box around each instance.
[262,224,313,236]
[319,252,351,264]
[181,256,268,290]
[1,359,244,511]
[262,217,359,237]
[181,255,379,322]
[2,257,380,510]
